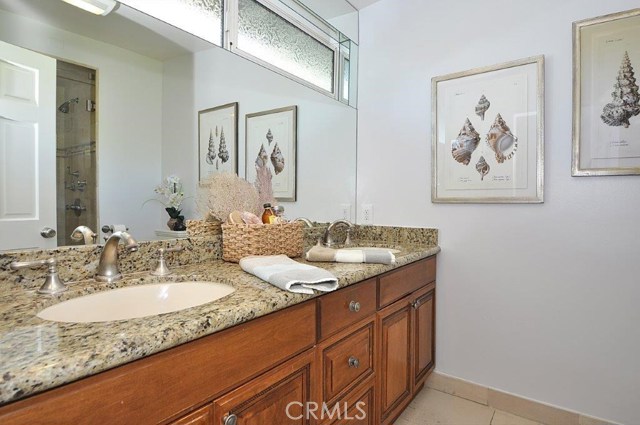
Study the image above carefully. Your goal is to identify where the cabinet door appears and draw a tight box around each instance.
[412,283,435,392]
[325,379,375,425]
[213,349,315,425]
[377,300,412,425]
[169,404,213,425]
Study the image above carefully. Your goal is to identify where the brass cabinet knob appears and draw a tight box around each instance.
[349,301,361,312]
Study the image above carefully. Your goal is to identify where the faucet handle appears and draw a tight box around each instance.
[151,246,184,276]
[10,258,67,294]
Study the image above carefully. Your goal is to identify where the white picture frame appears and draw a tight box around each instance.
[432,56,545,203]
[572,9,640,176]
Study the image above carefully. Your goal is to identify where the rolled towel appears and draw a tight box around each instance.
[239,255,338,294]
[306,245,396,265]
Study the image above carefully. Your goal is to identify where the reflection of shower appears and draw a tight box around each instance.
[58,97,79,113]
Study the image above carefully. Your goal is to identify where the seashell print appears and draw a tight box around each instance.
[601,51,640,128]
[451,118,480,165]
[218,127,230,163]
[255,144,268,168]
[475,156,490,181]
[270,142,285,174]
[266,128,274,145]
[205,129,216,165]
[486,113,517,163]
[215,126,219,138]
[475,95,491,121]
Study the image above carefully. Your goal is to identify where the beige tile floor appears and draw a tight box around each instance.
[395,388,545,425]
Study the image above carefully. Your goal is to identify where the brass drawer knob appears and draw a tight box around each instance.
[348,356,360,368]
[349,301,361,312]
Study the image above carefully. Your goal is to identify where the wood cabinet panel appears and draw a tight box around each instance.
[377,300,412,424]
[169,405,212,425]
[413,283,435,391]
[318,278,377,340]
[379,257,436,308]
[0,301,316,425]
[212,349,315,425]
[319,320,375,405]
[324,379,375,425]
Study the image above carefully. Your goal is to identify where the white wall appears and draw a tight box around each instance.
[357,0,640,423]
[162,47,357,222]
[0,10,164,242]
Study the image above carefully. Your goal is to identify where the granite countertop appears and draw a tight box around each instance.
[0,243,439,406]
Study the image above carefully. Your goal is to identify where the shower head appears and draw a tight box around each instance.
[58,97,79,113]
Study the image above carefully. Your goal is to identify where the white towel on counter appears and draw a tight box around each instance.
[239,255,338,294]
[305,245,396,265]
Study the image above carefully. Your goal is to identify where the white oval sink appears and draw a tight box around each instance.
[37,282,235,323]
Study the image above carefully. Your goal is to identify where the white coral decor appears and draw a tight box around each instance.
[196,173,260,223]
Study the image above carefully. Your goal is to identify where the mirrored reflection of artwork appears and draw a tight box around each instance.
[245,106,297,201]
[198,103,238,180]
[432,56,544,203]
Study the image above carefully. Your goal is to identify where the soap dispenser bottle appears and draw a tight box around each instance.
[261,203,276,224]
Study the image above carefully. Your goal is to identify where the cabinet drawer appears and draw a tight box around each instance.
[320,321,375,404]
[319,278,376,340]
[379,257,436,308]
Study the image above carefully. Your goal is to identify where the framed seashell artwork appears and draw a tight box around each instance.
[245,105,298,202]
[198,102,239,182]
[572,8,640,176]
[432,56,544,203]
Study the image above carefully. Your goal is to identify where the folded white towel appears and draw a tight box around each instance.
[306,245,396,265]
[239,255,338,294]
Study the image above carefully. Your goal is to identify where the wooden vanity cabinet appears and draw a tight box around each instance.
[377,258,436,425]
[316,277,378,424]
[0,256,436,425]
[169,405,213,425]
[211,349,316,425]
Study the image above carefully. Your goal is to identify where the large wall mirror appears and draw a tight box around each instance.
[0,0,358,251]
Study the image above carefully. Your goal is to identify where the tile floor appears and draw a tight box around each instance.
[395,388,544,425]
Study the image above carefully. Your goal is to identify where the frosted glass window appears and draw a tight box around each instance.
[237,0,335,93]
[342,58,350,101]
[121,0,223,46]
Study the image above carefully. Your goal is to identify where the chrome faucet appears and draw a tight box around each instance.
[292,217,314,227]
[70,225,97,245]
[96,231,138,283]
[321,219,354,247]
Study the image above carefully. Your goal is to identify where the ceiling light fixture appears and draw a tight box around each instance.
[60,0,119,16]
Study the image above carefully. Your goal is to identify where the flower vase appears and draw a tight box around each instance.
[165,207,186,231]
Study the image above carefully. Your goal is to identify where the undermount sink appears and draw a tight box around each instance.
[37,282,235,323]
[342,246,401,254]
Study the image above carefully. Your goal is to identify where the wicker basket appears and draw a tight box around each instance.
[222,222,304,262]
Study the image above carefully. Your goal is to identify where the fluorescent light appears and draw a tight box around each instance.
[61,0,118,16]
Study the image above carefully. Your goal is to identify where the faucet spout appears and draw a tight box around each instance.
[96,231,138,283]
[322,220,355,247]
[70,225,97,245]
